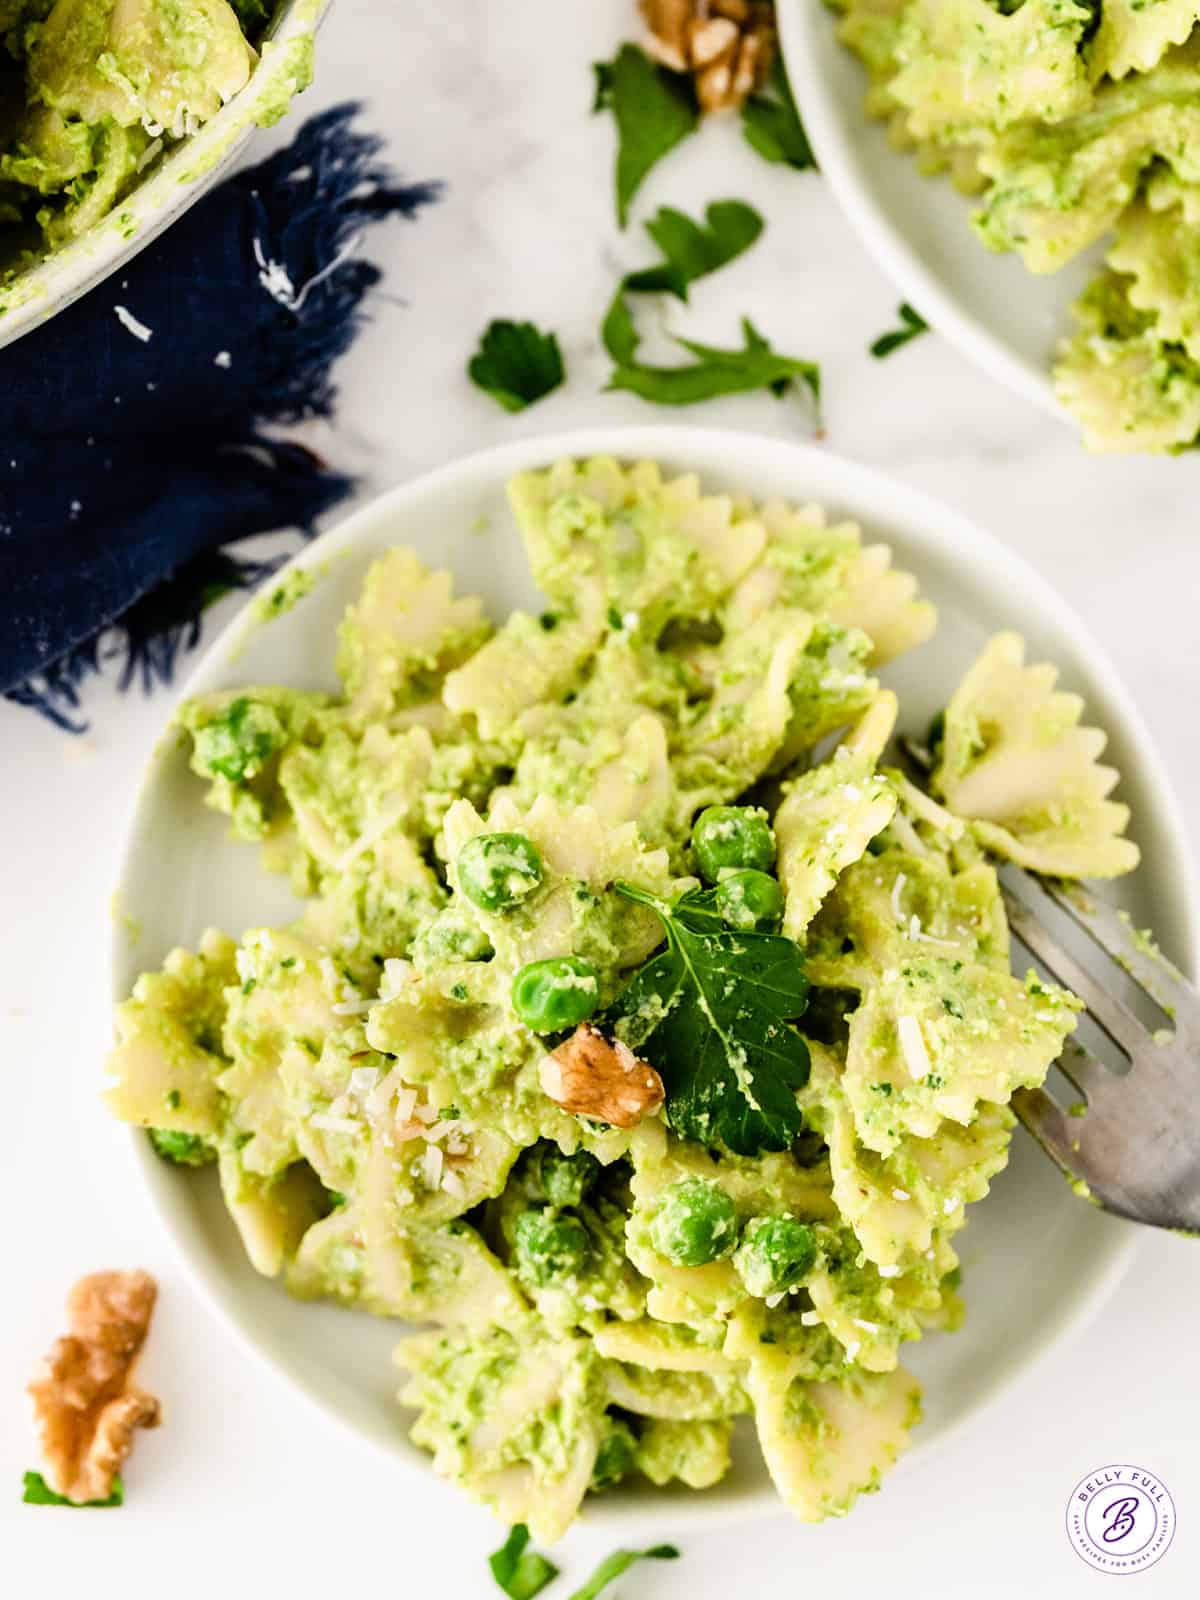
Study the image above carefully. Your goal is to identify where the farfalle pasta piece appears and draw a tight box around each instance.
[843,959,1080,1155]
[1090,1,1200,80]
[105,928,236,1137]
[974,44,1200,273]
[932,632,1140,877]
[890,0,1093,140]
[1107,196,1200,359]
[775,695,899,941]
[802,1040,1015,1269]
[509,456,767,627]
[395,1322,608,1544]
[337,548,490,719]
[1055,268,1200,453]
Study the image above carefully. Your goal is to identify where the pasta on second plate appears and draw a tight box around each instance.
[831,0,1200,454]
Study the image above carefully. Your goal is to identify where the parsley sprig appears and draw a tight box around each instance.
[608,883,810,1155]
[620,200,765,301]
[741,56,816,171]
[869,303,929,359]
[468,321,565,412]
[593,45,698,226]
[22,1471,123,1508]
[489,1524,559,1600]
[568,1544,680,1600]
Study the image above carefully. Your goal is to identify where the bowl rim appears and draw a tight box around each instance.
[0,0,332,353]
[776,0,1062,423]
[110,424,1199,1531]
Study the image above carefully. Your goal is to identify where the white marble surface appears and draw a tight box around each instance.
[4,2,1200,1595]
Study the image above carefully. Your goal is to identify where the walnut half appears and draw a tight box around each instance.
[28,1270,161,1504]
[539,1023,665,1129]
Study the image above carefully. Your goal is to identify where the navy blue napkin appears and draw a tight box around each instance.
[0,103,441,728]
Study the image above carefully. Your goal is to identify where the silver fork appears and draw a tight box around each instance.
[898,737,1200,1233]
[999,870,1200,1234]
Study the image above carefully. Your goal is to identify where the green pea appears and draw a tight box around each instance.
[513,1208,592,1288]
[714,869,784,933]
[193,697,286,783]
[530,1144,602,1208]
[456,832,543,911]
[733,1216,817,1298]
[649,1178,738,1267]
[148,1128,216,1167]
[692,805,775,881]
[591,1418,637,1490]
[511,956,600,1032]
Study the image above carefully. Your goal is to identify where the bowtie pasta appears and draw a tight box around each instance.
[831,0,1200,452]
[106,459,1138,1538]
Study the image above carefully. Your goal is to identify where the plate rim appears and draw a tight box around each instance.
[110,423,1198,1530]
[776,0,1064,422]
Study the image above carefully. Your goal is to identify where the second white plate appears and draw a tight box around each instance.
[778,0,1098,423]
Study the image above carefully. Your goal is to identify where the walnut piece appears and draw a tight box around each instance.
[539,1023,665,1129]
[28,1270,161,1504]
[640,0,775,114]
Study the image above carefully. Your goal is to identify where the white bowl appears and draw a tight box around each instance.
[112,426,1198,1532]
[777,0,1097,423]
[0,0,330,353]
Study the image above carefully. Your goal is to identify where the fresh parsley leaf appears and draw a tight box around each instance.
[568,1543,681,1600]
[22,1471,123,1508]
[624,201,764,301]
[593,45,699,226]
[869,303,929,359]
[606,315,820,410]
[468,321,565,412]
[489,1524,559,1600]
[609,883,810,1155]
[741,56,816,171]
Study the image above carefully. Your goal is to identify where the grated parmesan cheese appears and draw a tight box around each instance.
[897,1014,933,1081]
[311,1112,360,1135]
[421,1145,444,1189]
[113,304,153,342]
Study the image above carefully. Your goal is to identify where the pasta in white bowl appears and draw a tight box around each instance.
[110,427,1197,1535]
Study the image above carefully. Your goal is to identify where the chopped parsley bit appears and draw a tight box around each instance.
[942,997,964,1019]
[870,1082,893,1097]
[923,1073,944,1090]
[569,1543,681,1600]
[538,611,559,631]
[607,605,624,630]
[869,303,929,360]
[280,957,296,969]
[605,313,820,413]
[468,320,565,413]
[241,976,257,995]
[741,56,816,171]
[148,1128,215,1166]
[593,44,698,226]
[164,1089,181,1110]
[621,200,764,302]
[326,1190,348,1208]
[488,1524,559,1600]
[442,1106,461,1119]
[449,982,470,1001]
[23,1471,123,1508]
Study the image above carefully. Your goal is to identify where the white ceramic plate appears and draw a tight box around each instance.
[777,0,1097,423]
[113,426,1197,1531]
[0,0,330,352]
